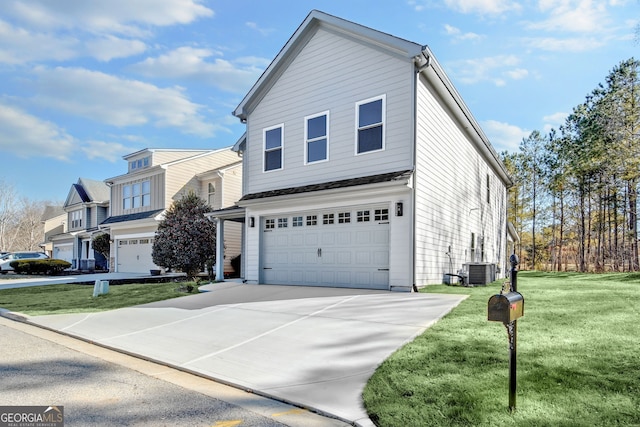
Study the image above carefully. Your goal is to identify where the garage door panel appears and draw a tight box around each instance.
[262,206,389,289]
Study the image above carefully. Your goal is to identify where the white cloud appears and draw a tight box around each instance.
[542,111,569,133]
[443,24,483,42]
[85,36,147,61]
[246,21,275,36]
[31,66,218,137]
[0,20,79,64]
[482,120,531,152]
[523,36,605,51]
[504,68,529,80]
[1,0,213,36]
[81,140,132,162]
[444,0,521,15]
[530,0,608,33]
[130,47,266,93]
[449,55,528,86]
[0,103,74,160]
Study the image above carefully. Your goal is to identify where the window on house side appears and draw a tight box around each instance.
[356,96,385,154]
[486,174,491,204]
[208,183,216,207]
[71,210,82,229]
[264,125,283,171]
[305,112,328,163]
[123,180,151,210]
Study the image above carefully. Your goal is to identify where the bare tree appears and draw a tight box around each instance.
[0,179,19,251]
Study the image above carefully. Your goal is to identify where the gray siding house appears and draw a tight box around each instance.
[50,178,110,270]
[213,10,512,291]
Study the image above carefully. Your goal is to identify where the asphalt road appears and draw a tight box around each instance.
[0,317,349,427]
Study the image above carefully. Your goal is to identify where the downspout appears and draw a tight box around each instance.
[411,50,430,291]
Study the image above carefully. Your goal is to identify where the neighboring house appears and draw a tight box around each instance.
[40,205,65,257]
[101,148,242,275]
[210,10,513,291]
[50,178,110,270]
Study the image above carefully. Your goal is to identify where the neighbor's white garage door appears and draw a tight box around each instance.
[116,238,156,273]
[261,206,389,289]
[53,244,73,264]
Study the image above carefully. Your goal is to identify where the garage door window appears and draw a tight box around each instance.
[265,219,275,229]
[278,218,288,228]
[306,215,317,226]
[375,209,389,221]
[323,214,334,225]
[357,210,371,222]
[338,212,351,223]
[119,240,128,246]
[292,216,303,227]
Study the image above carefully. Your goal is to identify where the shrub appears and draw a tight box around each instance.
[11,259,72,275]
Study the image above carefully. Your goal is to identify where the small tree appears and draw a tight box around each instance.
[92,233,111,260]
[152,191,216,279]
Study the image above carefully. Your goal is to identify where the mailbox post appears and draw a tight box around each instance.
[488,254,522,412]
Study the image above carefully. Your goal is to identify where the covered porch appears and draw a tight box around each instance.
[205,206,246,281]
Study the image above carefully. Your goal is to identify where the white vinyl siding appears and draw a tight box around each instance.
[244,27,413,195]
[414,74,508,285]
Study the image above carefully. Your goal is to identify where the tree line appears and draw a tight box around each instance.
[0,179,53,253]
[503,58,640,272]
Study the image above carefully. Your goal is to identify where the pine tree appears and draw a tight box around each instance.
[152,191,216,279]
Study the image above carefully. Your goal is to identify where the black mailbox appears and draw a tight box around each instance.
[488,292,524,323]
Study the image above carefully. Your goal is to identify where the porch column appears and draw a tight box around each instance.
[215,218,224,280]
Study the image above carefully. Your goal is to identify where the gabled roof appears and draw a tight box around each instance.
[232,9,512,187]
[64,178,110,207]
[239,169,412,202]
[233,10,424,121]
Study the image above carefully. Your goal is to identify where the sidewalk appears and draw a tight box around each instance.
[0,272,165,290]
[8,281,467,426]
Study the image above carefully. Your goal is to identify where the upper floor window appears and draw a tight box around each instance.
[208,183,216,207]
[71,210,82,229]
[356,95,385,154]
[129,156,150,172]
[264,124,283,172]
[123,180,150,210]
[305,112,328,164]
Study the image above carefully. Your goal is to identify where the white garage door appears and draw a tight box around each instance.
[53,244,73,264]
[117,238,157,273]
[261,206,389,289]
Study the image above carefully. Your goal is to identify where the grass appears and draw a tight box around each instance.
[363,271,640,426]
[0,282,199,316]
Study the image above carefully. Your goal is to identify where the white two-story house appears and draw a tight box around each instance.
[211,10,512,291]
[50,178,110,270]
[102,148,242,275]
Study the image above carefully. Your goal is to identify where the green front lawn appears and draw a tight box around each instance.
[364,271,640,426]
[0,282,197,316]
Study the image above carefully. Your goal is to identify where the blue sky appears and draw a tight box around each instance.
[0,0,637,201]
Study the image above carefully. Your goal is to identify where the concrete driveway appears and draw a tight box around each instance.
[23,281,467,426]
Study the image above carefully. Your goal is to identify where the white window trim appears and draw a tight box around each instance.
[123,180,151,210]
[263,123,284,172]
[355,94,386,156]
[304,111,330,165]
